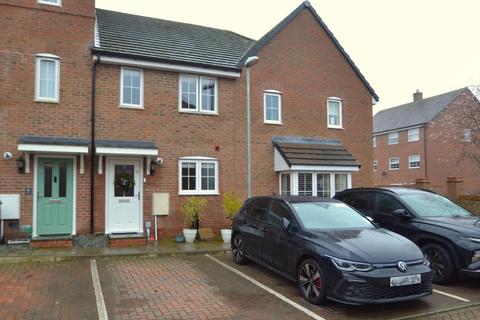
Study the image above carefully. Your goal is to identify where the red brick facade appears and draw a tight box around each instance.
[0,1,375,240]
[373,89,480,195]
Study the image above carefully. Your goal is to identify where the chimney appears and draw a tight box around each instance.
[413,90,423,102]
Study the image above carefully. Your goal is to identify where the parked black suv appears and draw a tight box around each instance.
[335,187,480,284]
[231,196,431,305]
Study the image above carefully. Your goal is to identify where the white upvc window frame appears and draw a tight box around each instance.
[38,0,61,6]
[388,131,399,145]
[408,155,421,169]
[279,171,352,198]
[264,90,282,125]
[279,173,291,196]
[120,67,144,109]
[178,74,218,115]
[327,97,343,129]
[389,157,400,170]
[408,128,420,142]
[35,54,60,103]
[178,157,219,195]
[373,160,378,172]
[373,136,377,148]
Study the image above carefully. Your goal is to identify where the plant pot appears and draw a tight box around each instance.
[183,228,198,243]
[221,229,232,243]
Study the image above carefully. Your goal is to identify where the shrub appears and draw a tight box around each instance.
[182,197,207,229]
[222,191,242,223]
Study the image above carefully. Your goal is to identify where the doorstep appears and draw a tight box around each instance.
[31,235,73,248]
[108,233,147,247]
[0,238,232,264]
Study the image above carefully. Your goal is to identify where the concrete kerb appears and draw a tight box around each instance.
[389,301,480,320]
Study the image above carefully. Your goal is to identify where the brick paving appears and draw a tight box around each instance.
[97,255,309,320]
[0,260,97,320]
[413,305,480,320]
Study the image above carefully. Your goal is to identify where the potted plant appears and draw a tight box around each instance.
[221,191,242,243]
[181,197,207,243]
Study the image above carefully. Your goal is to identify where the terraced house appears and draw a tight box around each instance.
[0,0,378,245]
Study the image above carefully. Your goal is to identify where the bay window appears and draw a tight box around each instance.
[279,172,352,198]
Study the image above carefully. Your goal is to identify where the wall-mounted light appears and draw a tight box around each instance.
[16,156,25,174]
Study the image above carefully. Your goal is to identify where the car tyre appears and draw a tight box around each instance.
[422,243,455,284]
[232,233,248,265]
[297,259,327,305]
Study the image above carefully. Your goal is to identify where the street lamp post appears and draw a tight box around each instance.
[244,56,259,198]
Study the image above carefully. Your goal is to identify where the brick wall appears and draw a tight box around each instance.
[0,0,95,235]
[373,127,426,186]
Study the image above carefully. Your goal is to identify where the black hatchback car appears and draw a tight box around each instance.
[335,187,480,284]
[231,196,432,305]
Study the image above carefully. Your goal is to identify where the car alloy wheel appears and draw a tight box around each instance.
[422,243,455,284]
[298,259,326,304]
[232,234,248,265]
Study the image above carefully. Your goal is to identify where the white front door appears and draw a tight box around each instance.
[106,158,142,233]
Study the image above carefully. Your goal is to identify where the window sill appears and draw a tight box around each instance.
[179,109,219,116]
[408,167,420,170]
[264,121,283,125]
[327,125,344,130]
[38,2,61,7]
[179,191,220,196]
[389,168,400,171]
[35,98,59,104]
[388,143,399,145]
[119,104,144,110]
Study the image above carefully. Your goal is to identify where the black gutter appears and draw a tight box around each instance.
[90,54,100,234]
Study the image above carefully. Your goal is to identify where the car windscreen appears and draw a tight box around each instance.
[398,193,472,218]
[291,202,374,230]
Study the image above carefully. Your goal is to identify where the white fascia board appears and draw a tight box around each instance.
[18,144,88,154]
[96,56,241,79]
[95,147,158,156]
[290,165,360,172]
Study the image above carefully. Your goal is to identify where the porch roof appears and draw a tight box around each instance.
[95,139,158,156]
[17,135,89,154]
[273,136,361,172]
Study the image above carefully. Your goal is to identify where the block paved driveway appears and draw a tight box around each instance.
[0,254,480,320]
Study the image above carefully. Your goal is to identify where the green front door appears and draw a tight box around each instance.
[37,158,74,235]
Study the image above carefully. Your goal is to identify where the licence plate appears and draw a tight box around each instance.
[390,274,421,287]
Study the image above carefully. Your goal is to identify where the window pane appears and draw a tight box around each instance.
[265,94,280,121]
[132,87,141,105]
[59,163,67,198]
[298,173,313,196]
[280,173,291,196]
[39,59,56,99]
[48,80,56,98]
[131,71,141,88]
[114,164,135,197]
[181,162,196,190]
[335,174,348,193]
[123,87,132,105]
[201,78,215,111]
[328,101,340,126]
[123,70,132,87]
[122,69,141,105]
[44,163,53,197]
[317,173,331,197]
[201,163,215,190]
[181,76,197,110]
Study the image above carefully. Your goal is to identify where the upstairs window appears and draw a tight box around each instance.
[463,129,472,142]
[409,155,420,169]
[327,98,343,128]
[38,0,61,6]
[179,75,217,114]
[408,128,420,142]
[264,91,282,124]
[373,136,377,148]
[388,131,399,145]
[389,157,400,170]
[179,157,218,195]
[120,67,143,108]
[35,54,60,103]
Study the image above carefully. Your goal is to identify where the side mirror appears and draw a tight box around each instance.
[282,217,291,232]
[392,208,412,218]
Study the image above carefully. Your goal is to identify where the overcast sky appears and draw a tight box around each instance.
[96,0,480,113]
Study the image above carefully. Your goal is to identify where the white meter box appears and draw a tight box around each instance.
[152,193,169,216]
[0,194,21,220]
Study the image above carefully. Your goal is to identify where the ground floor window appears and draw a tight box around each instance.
[178,157,219,195]
[279,171,352,197]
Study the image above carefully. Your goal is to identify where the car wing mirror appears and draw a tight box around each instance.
[282,217,291,232]
[392,208,412,218]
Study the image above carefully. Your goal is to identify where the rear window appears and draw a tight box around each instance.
[291,202,374,230]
